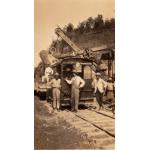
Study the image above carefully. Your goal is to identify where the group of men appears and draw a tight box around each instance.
[45,70,85,112]
[44,67,115,112]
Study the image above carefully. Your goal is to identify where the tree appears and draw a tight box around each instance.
[66,23,74,33]
[104,18,115,29]
[104,19,111,29]
[77,22,85,34]
[87,17,94,28]
[85,21,91,33]
[110,18,115,28]
[93,14,104,31]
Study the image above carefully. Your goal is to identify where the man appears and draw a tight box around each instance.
[46,74,52,101]
[92,72,107,110]
[107,77,115,113]
[107,77,114,101]
[50,72,61,110]
[65,70,85,112]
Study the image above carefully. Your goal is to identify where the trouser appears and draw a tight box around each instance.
[52,88,60,109]
[46,88,51,100]
[95,90,104,109]
[71,87,80,111]
[107,91,115,113]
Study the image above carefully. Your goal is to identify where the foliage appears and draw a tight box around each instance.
[50,14,115,51]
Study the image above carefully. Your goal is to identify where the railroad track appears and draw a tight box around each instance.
[58,109,115,150]
[88,108,115,119]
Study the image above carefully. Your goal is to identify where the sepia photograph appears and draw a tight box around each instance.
[2,0,150,150]
[34,0,115,149]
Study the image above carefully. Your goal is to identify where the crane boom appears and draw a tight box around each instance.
[55,28,82,55]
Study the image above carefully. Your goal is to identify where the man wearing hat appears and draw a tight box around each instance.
[65,70,85,112]
[107,77,114,100]
[107,77,115,113]
[46,74,53,101]
[92,72,107,110]
[50,72,61,110]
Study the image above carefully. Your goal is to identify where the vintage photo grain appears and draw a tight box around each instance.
[34,0,115,149]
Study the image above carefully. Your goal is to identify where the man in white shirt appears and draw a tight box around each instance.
[50,72,61,110]
[92,72,107,110]
[65,70,85,112]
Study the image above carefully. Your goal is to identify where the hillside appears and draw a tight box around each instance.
[50,15,115,54]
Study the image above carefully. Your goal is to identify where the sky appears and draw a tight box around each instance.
[34,0,115,66]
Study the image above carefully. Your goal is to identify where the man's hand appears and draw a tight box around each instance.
[79,85,83,89]
[93,91,96,96]
[103,88,107,96]
[64,77,68,80]
[103,90,106,96]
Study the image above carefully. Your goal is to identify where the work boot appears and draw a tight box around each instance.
[74,110,78,113]
[71,108,75,112]
[56,108,60,112]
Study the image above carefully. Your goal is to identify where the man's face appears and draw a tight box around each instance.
[73,73,76,77]
[55,75,59,79]
[96,75,100,80]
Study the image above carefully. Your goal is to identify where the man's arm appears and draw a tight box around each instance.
[57,79,61,88]
[102,79,108,92]
[79,77,85,88]
[65,78,72,84]
[92,79,97,93]
[49,79,54,87]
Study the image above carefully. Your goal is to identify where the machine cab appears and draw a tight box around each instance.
[54,57,95,105]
